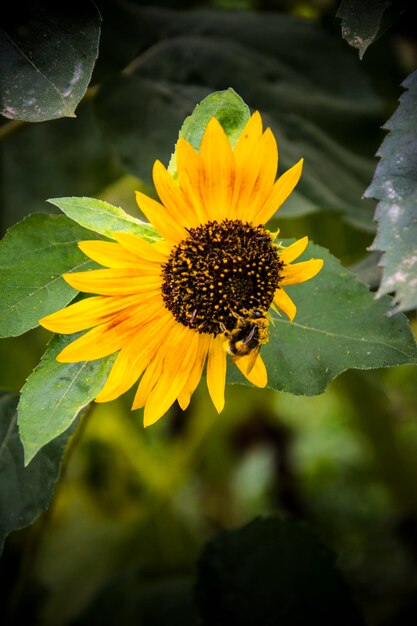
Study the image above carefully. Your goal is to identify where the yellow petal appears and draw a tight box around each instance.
[153,240,174,256]
[206,334,227,413]
[113,232,169,263]
[132,349,164,411]
[233,128,278,222]
[274,288,296,321]
[96,314,175,403]
[56,323,126,362]
[230,111,263,218]
[78,241,142,268]
[233,111,263,164]
[278,236,308,265]
[63,268,161,295]
[39,294,143,334]
[199,117,235,221]
[135,189,187,244]
[235,353,268,387]
[244,128,279,222]
[254,158,303,224]
[55,297,165,362]
[143,327,200,427]
[153,160,199,228]
[280,258,324,286]
[177,333,211,410]
[176,138,208,224]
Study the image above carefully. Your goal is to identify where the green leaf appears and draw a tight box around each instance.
[94,8,382,231]
[0,1,101,122]
[18,335,115,465]
[229,242,417,394]
[0,392,73,554]
[0,214,99,339]
[95,76,211,189]
[196,517,365,625]
[336,0,391,59]
[48,197,159,242]
[365,70,417,312]
[0,100,122,235]
[168,88,250,177]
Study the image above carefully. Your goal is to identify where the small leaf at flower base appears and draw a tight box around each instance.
[18,335,115,465]
[229,242,417,395]
[0,392,73,554]
[336,0,391,59]
[48,196,159,242]
[196,517,365,625]
[365,69,417,313]
[0,1,101,122]
[0,214,99,339]
[168,88,250,177]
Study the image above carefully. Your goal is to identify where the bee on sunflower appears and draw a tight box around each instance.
[40,112,323,426]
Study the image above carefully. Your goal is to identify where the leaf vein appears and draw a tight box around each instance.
[0,27,73,115]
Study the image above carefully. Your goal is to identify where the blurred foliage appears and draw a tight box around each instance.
[0,0,417,625]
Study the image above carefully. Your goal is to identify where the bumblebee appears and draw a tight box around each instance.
[224,308,269,374]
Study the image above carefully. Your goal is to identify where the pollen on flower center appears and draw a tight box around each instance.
[161,219,283,335]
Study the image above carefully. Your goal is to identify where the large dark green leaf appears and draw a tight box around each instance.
[96,76,210,187]
[365,69,417,312]
[229,242,417,394]
[95,7,382,231]
[0,214,98,339]
[0,1,101,122]
[196,517,364,625]
[337,0,392,59]
[0,100,121,234]
[18,335,115,465]
[0,392,73,554]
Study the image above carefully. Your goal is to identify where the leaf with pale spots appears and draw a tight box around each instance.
[336,0,391,59]
[365,69,417,312]
[229,242,417,394]
[18,335,115,465]
[0,1,101,122]
[48,197,159,242]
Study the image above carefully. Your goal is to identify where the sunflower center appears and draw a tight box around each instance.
[161,219,282,335]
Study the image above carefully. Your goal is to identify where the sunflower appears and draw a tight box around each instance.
[40,112,323,426]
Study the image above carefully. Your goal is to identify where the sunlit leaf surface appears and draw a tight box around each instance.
[0,1,101,121]
[365,69,417,312]
[18,336,115,465]
[0,215,98,338]
[48,197,159,242]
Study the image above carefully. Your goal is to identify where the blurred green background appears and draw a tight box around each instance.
[1,0,417,624]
